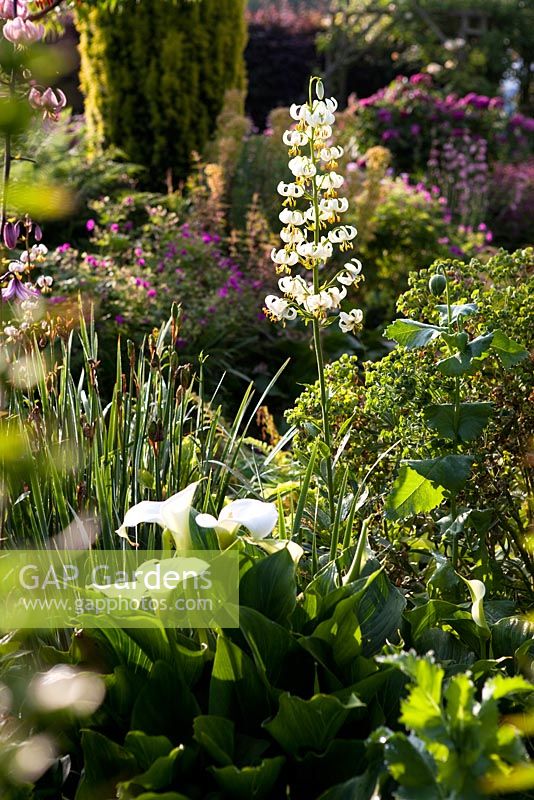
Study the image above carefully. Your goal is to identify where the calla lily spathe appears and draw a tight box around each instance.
[196,499,277,540]
[117,481,199,549]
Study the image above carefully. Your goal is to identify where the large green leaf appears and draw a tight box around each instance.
[296,739,367,797]
[211,757,285,799]
[318,768,380,800]
[384,733,439,797]
[264,693,359,756]
[407,455,473,492]
[437,332,494,376]
[384,319,443,349]
[193,715,234,766]
[385,466,445,520]
[124,732,173,769]
[240,548,296,625]
[423,403,493,443]
[209,635,272,727]
[75,730,137,800]
[131,660,199,740]
[238,605,298,683]
[491,617,534,659]
[490,330,528,368]
[436,303,477,323]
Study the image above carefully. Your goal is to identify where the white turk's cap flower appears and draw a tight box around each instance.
[304,290,334,314]
[271,247,299,267]
[277,181,304,198]
[328,285,347,308]
[338,258,363,285]
[280,226,305,244]
[289,103,307,121]
[319,197,349,215]
[282,130,309,147]
[339,308,364,333]
[278,275,310,305]
[288,155,316,178]
[320,145,344,162]
[318,171,344,190]
[328,225,357,244]
[297,239,333,260]
[265,295,297,321]
[279,208,305,226]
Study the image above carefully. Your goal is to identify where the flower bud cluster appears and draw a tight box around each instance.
[264,79,364,334]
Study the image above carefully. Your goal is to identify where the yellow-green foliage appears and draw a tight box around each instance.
[77,0,247,189]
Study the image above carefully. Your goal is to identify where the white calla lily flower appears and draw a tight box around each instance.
[117,481,199,549]
[196,499,277,540]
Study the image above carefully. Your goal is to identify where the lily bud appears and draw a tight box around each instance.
[34,224,42,242]
[3,221,19,249]
[3,17,44,45]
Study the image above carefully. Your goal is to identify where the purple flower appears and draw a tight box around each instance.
[147,289,157,298]
[381,129,399,141]
[2,277,39,302]
[115,314,125,324]
[86,219,96,232]
[110,223,120,233]
[57,242,71,253]
[410,123,421,136]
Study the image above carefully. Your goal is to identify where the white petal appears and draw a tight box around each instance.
[160,481,200,541]
[195,513,219,529]
[121,500,164,529]
[219,499,277,539]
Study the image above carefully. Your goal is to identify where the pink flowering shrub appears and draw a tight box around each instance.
[48,194,268,365]
[354,74,533,173]
[487,160,534,248]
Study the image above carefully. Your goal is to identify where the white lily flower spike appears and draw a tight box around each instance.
[196,499,277,540]
[116,481,200,549]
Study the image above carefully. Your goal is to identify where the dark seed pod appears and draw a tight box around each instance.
[429,273,447,296]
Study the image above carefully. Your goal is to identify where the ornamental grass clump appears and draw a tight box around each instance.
[264,76,364,533]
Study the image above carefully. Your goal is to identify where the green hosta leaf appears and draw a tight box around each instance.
[318,768,380,800]
[134,794,189,800]
[124,732,173,770]
[131,661,199,739]
[240,547,296,625]
[211,757,285,799]
[209,636,271,726]
[264,693,359,756]
[193,715,234,766]
[75,731,137,800]
[297,739,367,797]
[423,403,493,443]
[384,319,443,349]
[384,734,438,795]
[491,617,534,659]
[385,466,445,520]
[436,303,477,323]
[407,455,473,492]
[238,606,297,683]
[490,329,528,368]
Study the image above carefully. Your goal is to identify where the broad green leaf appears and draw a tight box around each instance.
[297,739,367,796]
[124,732,173,769]
[238,605,297,683]
[483,674,534,701]
[318,768,380,800]
[193,715,234,766]
[407,455,473,492]
[490,329,528,368]
[385,466,445,520]
[443,673,475,727]
[423,403,493,443]
[209,636,271,726]
[118,747,185,793]
[211,756,285,799]
[436,303,477,323]
[405,600,471,643]
[437,332,494,376]
[75,730,137,800]
[384,733,438,789]
[264,693,358,756]
[384,319,443,349]
[135,794,189,800]
[491,617,534,659]
[131,661,199,739]
[240,548,296,625]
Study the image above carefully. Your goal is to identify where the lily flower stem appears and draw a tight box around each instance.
[1,0,17,240]
[444,268,461,569]
[308,79,336,531]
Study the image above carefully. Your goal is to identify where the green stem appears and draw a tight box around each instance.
[308,78,336,531]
